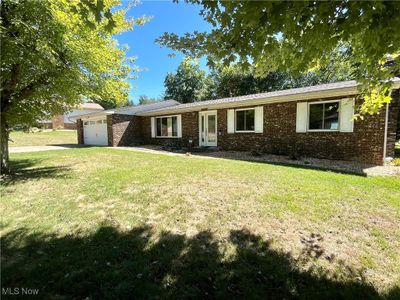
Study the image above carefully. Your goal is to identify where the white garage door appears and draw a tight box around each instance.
[83,119,108,145]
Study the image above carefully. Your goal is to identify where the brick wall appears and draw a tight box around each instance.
[386,89,400,158]
[108,114,143,146]
[216,99,388,164]
[142,112,199,149]
[141,94,400,165]
[64,123,77,130]
[77,119,84,144]
[76,92,399,165]
[52,115,64,129]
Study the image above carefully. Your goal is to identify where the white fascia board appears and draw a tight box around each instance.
[70,110,115,121]
[137,80,400,117]
[137,86,359,117]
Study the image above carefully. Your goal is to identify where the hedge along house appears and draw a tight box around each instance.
[74,79,400,165]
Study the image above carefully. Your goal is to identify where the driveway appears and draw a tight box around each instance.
[9,144,87,153]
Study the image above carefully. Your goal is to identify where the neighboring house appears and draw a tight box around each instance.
[41,103,104,129]
[72,79,400,165]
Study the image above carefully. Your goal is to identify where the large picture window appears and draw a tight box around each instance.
[308,101,339,130]
[235,109,255,132]
[156,116,178,137]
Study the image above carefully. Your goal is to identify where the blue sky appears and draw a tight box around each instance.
[116,0,211,104]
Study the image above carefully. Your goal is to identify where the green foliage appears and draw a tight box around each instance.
[157,1,400,114]
[165,48,354,102]
[208,54,354,99]
[1,0,147,126]
[164,57,211,103]
[392,158,400,166]
[138,95,162,105]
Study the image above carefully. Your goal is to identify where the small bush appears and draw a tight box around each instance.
[162,141,182,152]
[391,158,400,166]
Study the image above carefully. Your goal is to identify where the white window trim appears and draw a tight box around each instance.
[155,115,180,138]
[235,107,256,133]
[307,100,340,132]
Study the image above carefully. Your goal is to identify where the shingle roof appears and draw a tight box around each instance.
[137,78,400,116]
[113,100,180,115]
[71,100,180,120]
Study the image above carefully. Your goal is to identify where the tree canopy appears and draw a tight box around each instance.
[157,1,400,115]
[163,57,212,103]
[137,95,162,105]
[164,49,354,103]
[0,0,147,173]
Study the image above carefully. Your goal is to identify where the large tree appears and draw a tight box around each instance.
[164,57,212,103]
[157,1,400,115]
[1,0,146,174]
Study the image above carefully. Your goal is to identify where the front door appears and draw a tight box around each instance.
[199,111,217,147]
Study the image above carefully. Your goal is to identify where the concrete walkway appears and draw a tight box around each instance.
[9,144,86,153]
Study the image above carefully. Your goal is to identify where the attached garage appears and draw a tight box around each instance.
[83,118,108,145]
[73,100,181,147]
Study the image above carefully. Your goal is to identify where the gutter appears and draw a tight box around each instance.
[137,87,360,116]
[68,110,115,121]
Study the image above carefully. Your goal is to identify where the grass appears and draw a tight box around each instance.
[9,130,76,147]
[1,148,400,299]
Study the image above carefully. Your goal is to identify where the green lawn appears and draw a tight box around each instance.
[1,148,399,299]
[9,130,77,147]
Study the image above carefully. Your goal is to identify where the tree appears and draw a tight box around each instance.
[164,57,211,103]
[0,0,147,174]
[137,95,162,105]
[209,64,354,100]
[157,1,400,115]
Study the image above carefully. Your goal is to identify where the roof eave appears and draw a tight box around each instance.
[69,110,115,121]
[136,86,359,116]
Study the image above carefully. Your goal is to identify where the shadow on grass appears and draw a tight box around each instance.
[2,225,398,299]
[1,158,71,186]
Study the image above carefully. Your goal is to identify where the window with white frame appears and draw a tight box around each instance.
[235,108,255,132]
[308,101,339,131]
[156,116,178,137]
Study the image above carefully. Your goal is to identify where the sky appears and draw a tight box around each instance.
[116,0,211,104]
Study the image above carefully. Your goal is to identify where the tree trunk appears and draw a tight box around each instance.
[1,112,10,175]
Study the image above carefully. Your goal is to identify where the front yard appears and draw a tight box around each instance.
[9,130,77,147]
[1,148,399,299]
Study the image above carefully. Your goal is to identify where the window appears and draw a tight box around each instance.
[156,116,178,137]
[96,120,102,124]
[235,109,255,132]
[308,101,339,130]
[89,121,95,125]
[84,121,88,125]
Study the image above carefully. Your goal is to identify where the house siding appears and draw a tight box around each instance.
[77,119,84,144]
[77,91,399,165]
[108,114,143,147]
[141,95,400,165]
[142,112,199,149]
[386,89,400,158]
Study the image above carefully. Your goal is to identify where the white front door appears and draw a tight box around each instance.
[199,111,217,147]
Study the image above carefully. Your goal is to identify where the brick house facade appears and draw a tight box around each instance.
[75,81,400,165]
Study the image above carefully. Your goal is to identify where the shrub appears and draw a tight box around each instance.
[162,141,182,152]
[391,158,400,166]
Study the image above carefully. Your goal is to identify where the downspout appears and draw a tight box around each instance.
[383,102,389,161]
